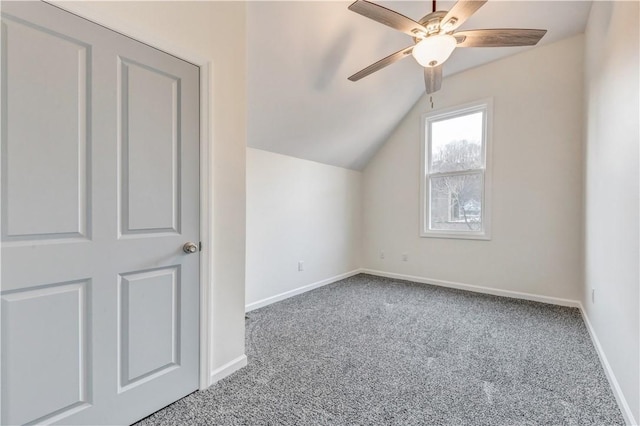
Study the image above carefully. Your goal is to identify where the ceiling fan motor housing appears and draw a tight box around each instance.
[414,11,448,42]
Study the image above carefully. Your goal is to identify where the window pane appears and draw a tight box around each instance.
[430,111,483,173]
[429,173,483,231]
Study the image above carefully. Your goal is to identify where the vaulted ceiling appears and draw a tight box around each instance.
[247,1,592,170]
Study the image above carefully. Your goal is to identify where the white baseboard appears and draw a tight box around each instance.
[245,269,362,312]
[210,354,247,385]
[361,269,581,307]
[579,304,637,426]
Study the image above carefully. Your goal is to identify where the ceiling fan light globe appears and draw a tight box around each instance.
[412,34,456,67]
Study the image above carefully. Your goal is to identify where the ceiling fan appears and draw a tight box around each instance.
[347,0,547,94]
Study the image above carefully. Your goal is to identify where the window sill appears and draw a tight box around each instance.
[420,231,491,241]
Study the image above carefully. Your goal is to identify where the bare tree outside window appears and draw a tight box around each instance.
[430,140,482,231]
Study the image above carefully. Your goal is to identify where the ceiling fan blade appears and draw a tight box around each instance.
[348,0,428,38]
[348,45,414,81]
[424,65,442,94]
[441,0,487,32]
[454,28,547,47]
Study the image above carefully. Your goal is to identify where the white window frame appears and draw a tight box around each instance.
[420,98,493,240]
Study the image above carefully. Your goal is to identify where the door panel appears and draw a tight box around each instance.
[1,2,200,424]
[119,58,181,235]
[1,16,90,241]
[1,281,90,425]
[119,266,180,389]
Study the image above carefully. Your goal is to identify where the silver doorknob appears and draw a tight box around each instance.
[183,242,198,254]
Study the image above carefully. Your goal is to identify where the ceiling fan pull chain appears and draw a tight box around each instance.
[430,95,434,109]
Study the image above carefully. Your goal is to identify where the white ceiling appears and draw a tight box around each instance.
[247,1,592,170]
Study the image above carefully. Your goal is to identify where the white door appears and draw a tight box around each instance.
[1,2,200,424]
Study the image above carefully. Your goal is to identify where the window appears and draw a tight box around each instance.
[420,99,492,239]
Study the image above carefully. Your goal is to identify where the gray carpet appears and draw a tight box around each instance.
[135,274,624,425]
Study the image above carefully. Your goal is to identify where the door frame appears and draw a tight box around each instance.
[40,1,216,390]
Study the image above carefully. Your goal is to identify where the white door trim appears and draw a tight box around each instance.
[43,1,215,390]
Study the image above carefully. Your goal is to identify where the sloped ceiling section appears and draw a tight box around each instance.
[247,1,591,170]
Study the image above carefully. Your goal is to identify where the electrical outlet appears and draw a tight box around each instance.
[298,261,304,271]
[402,253,408,262]
[379,250,385,260]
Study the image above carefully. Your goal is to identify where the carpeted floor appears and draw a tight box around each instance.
[135,274,624,425]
